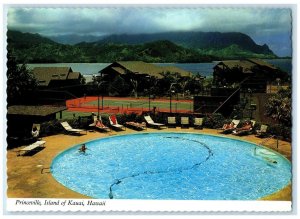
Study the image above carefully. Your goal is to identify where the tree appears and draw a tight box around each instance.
[7,53,37,105]
[130,78,138,98]
[265,87,291,127]
[108,75,131,96]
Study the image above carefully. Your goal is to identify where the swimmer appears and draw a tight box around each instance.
[79,144,87,153]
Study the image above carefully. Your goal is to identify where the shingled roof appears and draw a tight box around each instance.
[214,59,278,74]
[102,61,192,79]
[32,67,74,86]
[116,61,164,78]
[8,105,67,117]
[67,72,81,80]
[247,58,277,70]
[161,66,193,77]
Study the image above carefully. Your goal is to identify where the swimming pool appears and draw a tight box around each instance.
[51,132,291,200]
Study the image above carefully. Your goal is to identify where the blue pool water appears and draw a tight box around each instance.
[51,133,291,200]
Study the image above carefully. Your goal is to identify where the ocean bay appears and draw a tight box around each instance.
[26,59,292,79]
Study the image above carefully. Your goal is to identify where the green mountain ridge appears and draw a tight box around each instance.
[99,31,276,56]
[7,30,277,63]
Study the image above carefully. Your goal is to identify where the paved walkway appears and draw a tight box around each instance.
[7,128,291,200]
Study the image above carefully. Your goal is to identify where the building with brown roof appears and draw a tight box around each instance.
[7,105,67,147]
[32,67,83,88]
[100,61,192,79]
[98,61,193,96]
[213,59,288,93]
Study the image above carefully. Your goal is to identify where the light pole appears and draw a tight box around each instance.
[248,88,253,119]
[169,83,177,113]
[144,88,151,111]
[97,81,107,118]
[276,78,281,92]
[148,93,151,111]
[145,76,157,112]
[97,87,100,118]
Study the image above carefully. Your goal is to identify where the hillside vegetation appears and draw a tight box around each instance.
[7,30,277,63]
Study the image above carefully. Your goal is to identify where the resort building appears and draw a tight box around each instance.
[195,59,289,119]
[99,61,192,79]
[7,105,67,147]
[98,61,193,96]
[32,67,85,104]
[32,67,84,88]
[213,59,289,93]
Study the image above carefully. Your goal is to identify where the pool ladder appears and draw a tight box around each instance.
[254,135,275,155]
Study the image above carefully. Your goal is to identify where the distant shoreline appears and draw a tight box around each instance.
[23,58,292,77]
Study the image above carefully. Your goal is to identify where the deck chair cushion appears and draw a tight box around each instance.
[96,120,106,128]
[110,115,117,125]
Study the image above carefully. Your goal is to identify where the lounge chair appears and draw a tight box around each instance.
[31,123,40,138]
[17,140,46,156]
[88,115,98,127]
[109,115,125,130]
[167,117,176,128]
[181,117,189,128]
[233,120,256,136]
[144,115,165,129]
[194,118,204,129]
[220,119,240,134]
[256,124,269,138]
[60,121,87,135]
[125,121,147,130]
[95,116,110,132]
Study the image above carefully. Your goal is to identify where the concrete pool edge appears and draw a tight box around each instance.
[50,131,292,200]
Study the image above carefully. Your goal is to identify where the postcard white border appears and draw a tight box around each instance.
[6,199,292,212]
[1,0,298,216]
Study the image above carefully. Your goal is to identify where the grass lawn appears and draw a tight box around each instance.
[56,111,93,120]
[82,99,193,111]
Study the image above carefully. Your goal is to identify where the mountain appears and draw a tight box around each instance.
[48,34,104,45]
[7,30,215,63]
[76,40,216,63]
[7,30,58,48]
[98,31,276,58]
[7,30,87,63]
[7,30,277,63]
[47,31,276,57]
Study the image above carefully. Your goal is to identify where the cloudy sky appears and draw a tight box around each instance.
[7,7,292,56]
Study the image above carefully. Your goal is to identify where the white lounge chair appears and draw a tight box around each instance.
[60,121,87,135]
[17,140,46,156]
[88,115,98,127]
[194,118,204,129]
[95,116,110,132]
[220,119,240,134]
[181,117,189,128]
[31,123,40,138]
[125,121,147,130]
[167,117,176,127]
[233,120,256,136]
[109,115,125,130]
[144,115,165,129]
[256,124,269,137]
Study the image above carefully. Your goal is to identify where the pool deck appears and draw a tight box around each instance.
[6,127,292,200]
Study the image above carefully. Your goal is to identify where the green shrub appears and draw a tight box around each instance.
[268,124,291,141]
[40,120,64,137]
[203,113,226,129]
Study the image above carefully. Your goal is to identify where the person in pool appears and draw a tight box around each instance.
[79,144,87,153]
